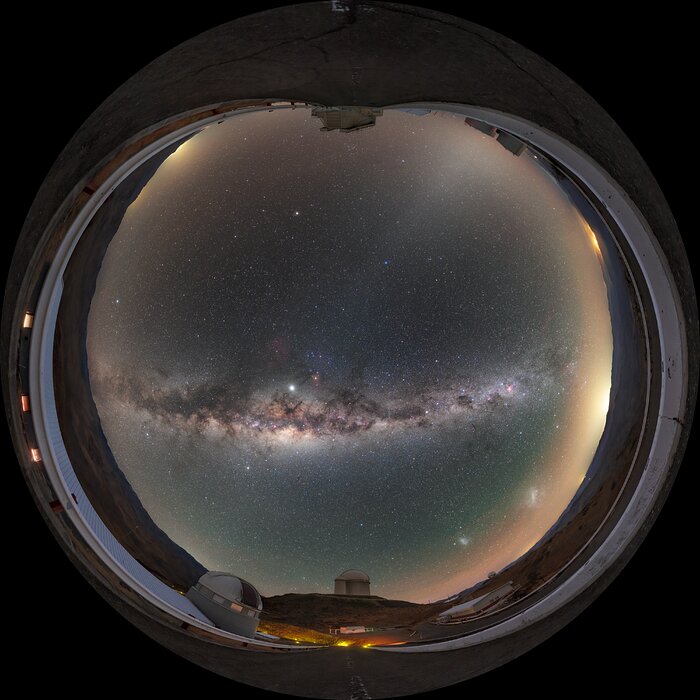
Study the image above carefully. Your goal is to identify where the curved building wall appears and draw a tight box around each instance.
[334,578,371,596]
[346,580,371,596]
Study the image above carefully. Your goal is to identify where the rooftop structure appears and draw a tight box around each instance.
[311,106,383,132]
[465,116,527,156]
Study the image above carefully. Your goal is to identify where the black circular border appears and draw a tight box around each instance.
[4,3,696,697]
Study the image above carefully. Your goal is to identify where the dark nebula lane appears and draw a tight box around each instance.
[92,353,560,444]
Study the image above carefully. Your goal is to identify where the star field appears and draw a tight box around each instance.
[87,107,612,601]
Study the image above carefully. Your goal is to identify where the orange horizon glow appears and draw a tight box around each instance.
[384,182,614,603]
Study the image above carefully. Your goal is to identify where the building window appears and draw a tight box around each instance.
[230,602,243,613]
[212,594,226,605]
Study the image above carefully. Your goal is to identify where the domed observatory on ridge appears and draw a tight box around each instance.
[334,570,371,597]
[187,572,263,637]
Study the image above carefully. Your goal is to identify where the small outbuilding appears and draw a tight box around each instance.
[186,571,263,638]
[437,582,518,623]
[334,569,371,596]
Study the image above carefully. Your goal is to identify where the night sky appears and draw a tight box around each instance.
[87,107,612,602]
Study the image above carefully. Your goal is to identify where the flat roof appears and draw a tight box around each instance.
[439,584,514,617]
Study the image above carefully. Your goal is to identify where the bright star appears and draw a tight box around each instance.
[289,384,296,392]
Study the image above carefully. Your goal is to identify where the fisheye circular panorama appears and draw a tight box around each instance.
[5,4,694,698]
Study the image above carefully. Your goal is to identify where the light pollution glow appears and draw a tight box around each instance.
[409,210,612,602]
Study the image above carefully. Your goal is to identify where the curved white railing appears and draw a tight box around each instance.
[27,101,687,654]
[28,102,319,650]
